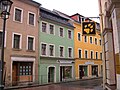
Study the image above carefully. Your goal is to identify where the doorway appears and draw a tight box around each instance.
[48,67,55,83]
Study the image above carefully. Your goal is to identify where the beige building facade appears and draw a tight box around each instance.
[0,0,40,86]
[98,0,120,89]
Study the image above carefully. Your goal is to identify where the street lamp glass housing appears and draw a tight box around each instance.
[0,0,13,19]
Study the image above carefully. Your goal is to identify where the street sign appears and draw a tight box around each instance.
[82,21,96,35]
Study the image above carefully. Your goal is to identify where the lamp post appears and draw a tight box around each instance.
[0,0,13,89]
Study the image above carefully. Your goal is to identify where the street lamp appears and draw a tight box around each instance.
[0,0,13,89]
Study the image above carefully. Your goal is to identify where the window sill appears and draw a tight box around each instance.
[26,50,35,52]
[12,48,22,51]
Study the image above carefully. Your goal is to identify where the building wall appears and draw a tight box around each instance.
[0,0,40,85]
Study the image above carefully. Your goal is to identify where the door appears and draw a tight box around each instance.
[12,62,18,85]
[48,67,55,83]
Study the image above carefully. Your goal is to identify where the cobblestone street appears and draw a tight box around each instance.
[16,78,103,90]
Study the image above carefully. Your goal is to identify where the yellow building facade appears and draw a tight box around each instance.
[71,14,102,79]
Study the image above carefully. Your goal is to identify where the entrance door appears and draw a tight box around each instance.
[12,62,18,85]
[48,67,55,83]
[79,66,88,79]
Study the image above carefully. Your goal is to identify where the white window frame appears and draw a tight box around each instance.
[84,49,88,58]
[0,30,7,47]
[78,48,82,58]
[13,7,23,23]
[28,11,36,26]
[94,37,97,45]
[68,47,73,58]
[99,39,102,46]
[12,32,22,49]
[49,23,55,35]
[77,32,81,41]
[90,36,93,44]
[26,35,35,51]
[68,29,72,39]
[90,50,94,59]
[49,44,55,57]
[41,21,48,33]
[95,51,98,59]
[59,27,64,37]
[84,36,87,43]
[59,45,65,57]
[41,42,48,56]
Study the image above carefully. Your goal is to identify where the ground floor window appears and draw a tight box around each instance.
[92,65,98,77]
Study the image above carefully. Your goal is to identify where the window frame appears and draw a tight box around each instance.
[0,30,7,47]
[68,29,72,39]
[90,50,94,59]
[27,35,35,51]
[13,7,23,23]
[95,51,98,59]
[41,21,48,33]
[78,48,82,58]
[90,37,93,44]
[84,36,87,43]
[78,32,81,41]
[49,44,55,57]
[68,47,73,58]
[49,23,55,35]
[59,27,64,37]
[41,42,47,56]
[12,32,22,49]
[95,38,97,45]
[28,11,36,26]
[59,45,65,57]
[84,49,88,59]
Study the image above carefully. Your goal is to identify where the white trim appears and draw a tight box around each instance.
[13,7,23,23]
[28,11,36,26]
[40,42,48,56]
[41,21,48,33]
[59,27,64,38]
[77,32,82,41]
[78,48,82,58]
[84,49,88,58]
[68,47,73,58]
[59,45,65,58]
[26,35,35,51]
[48,44,55,57]
[12,32,22,49]
[90,50,94,59]
[47,65,56,83]
[0,30,7,47]
[49,23,55,35]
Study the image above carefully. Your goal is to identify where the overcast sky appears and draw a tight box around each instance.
[34,0,100,21]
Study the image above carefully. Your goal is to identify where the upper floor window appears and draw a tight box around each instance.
[49,24,54,34]
[68,30,72,39]
[95,38,97,45]
[78,33,81,41]
[14,7,23,22]
[78,49,82,58]
[27,36,35,51]
[68,47,72,57]
[49,45,54,56]
[59,27,64,37]
[90,51,94,59]
[84,36,87,42]
[13,33,22,49]
[42,22,47,33]
[95,52,98,59]
[100,53,102,59]
[60,46,64,57]
[99,39,101,45]
[41,43,47,55]
[90,37,93,44]
[85,50,88,58]
[28,12,35,26]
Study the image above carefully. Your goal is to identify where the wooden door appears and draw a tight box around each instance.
[12,62,17,85]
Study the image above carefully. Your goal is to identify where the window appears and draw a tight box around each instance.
[95,52,98,59]
[68,48,72,57]
[78,33,81,41]
[60,46,64,57]
[100,53,102,59]
[19,62,33,76]
[68,30,72,39]
[27,37,34,50]
[28,12,35,25]
[95,38,97,45]
[49,45,54,56]
[84,36,87,42]
[14,8,22,22]
[0,32,2,47]
[99,39,101,45]
[41,43,47,55]
[85,50,88,58]
[42,22,47,32]
[59,28,64,37]
[13,34,21,49]
[90,37,93,44]
[49,24,54,34]
[78,49,82,58]
[90,51,93,59]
